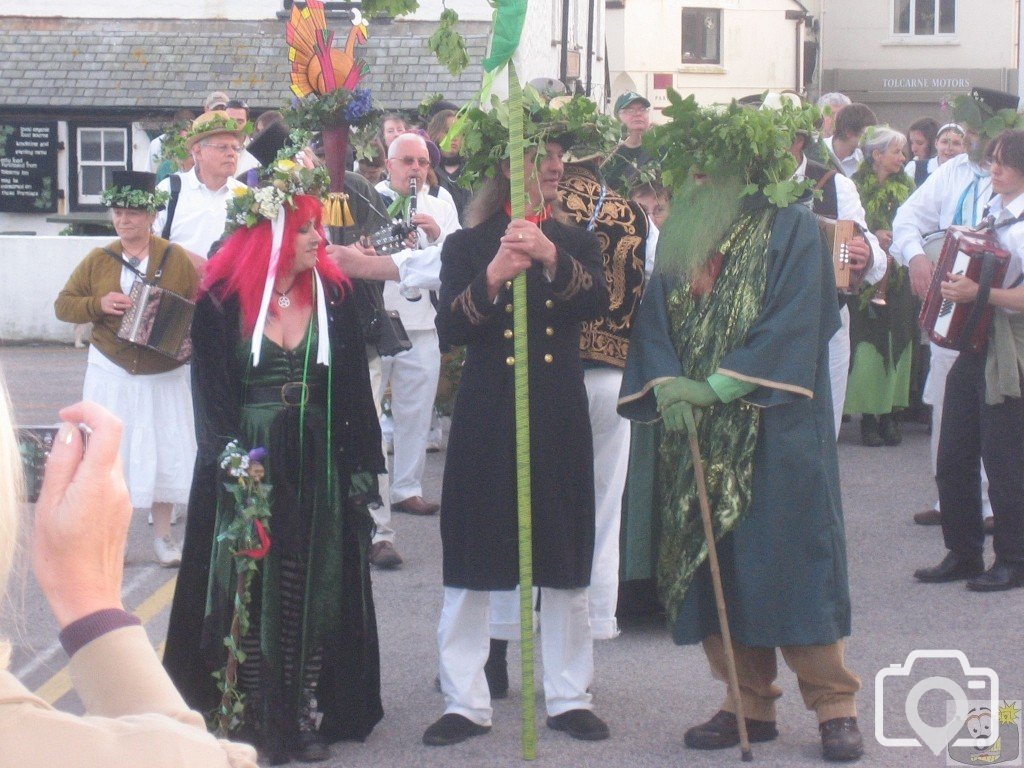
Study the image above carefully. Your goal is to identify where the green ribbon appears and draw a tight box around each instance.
[387,193,410,219]
[482,0,527,72]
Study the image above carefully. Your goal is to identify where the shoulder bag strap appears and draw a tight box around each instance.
[161,173,182,240]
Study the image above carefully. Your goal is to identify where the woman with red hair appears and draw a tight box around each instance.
[163,192,385,764]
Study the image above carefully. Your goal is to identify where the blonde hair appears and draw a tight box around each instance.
[0,368,22,669]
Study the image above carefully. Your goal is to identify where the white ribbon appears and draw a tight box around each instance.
[250,207,287,367]
[249,208,332,368]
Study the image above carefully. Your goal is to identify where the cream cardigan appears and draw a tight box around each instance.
[0,626,256,768]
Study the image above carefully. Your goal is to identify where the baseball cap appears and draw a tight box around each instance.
[614,91,651,117]
[204,90,230,112]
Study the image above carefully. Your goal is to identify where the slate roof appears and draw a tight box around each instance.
[0,16,491,113]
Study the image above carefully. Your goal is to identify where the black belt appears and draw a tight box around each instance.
[837,292,849,309]
[246,382,326,407]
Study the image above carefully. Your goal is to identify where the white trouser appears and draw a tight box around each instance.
[584,367,630,639]
[828,305,851,438]
[366,351,395,544]
[439,587,593,726]
[379,328,441,503]
[924,343,993,519]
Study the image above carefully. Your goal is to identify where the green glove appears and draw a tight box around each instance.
[654,376,720,410]
[661,399,700,434]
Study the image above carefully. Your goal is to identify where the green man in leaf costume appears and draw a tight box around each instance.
[617,93,865,763]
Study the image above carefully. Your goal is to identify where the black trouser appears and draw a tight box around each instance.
[937,350,1024,564]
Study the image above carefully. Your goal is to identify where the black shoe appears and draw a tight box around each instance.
[820,717,864,762]
[484,639,509,699]
[860,415,883,447]
[967,561,1024,592]
[878,414,902,446]
[914,552,985,583]
[546,709,610,741]
[683,710,778,750]
[423,713,491,746]
[292,731,330,763]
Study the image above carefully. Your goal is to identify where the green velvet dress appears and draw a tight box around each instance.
[205,321,372,756]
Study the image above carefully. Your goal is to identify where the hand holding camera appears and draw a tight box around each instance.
[32,401,132,629]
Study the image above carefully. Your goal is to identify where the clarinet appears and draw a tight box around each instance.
[407,176,418,221]
[398,177,423,301]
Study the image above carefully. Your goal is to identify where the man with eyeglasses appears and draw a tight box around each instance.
[331,132,460,566]
[603,92,657,196]
[153,111,248,263]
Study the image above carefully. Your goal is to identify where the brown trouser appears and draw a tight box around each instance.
[702,635,861,723]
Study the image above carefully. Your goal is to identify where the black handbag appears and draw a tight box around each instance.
[353,280,412,358]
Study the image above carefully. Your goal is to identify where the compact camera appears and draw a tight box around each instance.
[17,424,89,503]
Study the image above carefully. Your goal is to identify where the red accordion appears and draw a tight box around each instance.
[919,226,1010,354]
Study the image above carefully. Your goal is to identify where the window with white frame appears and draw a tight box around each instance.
[893,0,956,36]
[77,127,128,205]
[681,8,722,64]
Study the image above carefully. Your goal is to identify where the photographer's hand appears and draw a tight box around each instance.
[33,402,132,629]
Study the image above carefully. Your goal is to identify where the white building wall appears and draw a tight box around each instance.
[0,0,280,20]
[0,236,108,342]
[821,0,1016,71]
[818,0,1018,125]
[608,0,807,116]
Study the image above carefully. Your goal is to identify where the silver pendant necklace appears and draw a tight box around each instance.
[274,283,294,309]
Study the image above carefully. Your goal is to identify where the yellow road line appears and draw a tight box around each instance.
[33,575,178,704]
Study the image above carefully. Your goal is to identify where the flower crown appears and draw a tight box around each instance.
[225,158,329,233]
[648,91,820,208]
[101,185,170,212]
[450,89,616,189]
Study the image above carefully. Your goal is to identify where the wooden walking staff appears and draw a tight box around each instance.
[683,409,754,762]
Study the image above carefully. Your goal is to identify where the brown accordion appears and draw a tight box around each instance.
[817,217,858,291]
[919,226,1010,354]
[117,280,195,363]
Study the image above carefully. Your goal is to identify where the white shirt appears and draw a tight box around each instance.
[152,168,246,259]
[794,155,887,285]
[824,136,863,177]
[375,182,461,330]
[146,135,164,173]
[644,217,659,278]
[987,193,1024,289]
[891,152,992,268]
[235,150,261,177]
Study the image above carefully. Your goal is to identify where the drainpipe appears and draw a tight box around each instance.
[585,0,595,97]
[1017,0,1023,94]
[560,0,571,85]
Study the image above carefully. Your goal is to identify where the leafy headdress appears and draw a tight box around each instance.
[449,87,616,189]
[647,90,820,208]
[101,170,169,212]
[950,87,1024,148]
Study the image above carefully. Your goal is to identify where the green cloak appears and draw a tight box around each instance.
[618,201,851,647]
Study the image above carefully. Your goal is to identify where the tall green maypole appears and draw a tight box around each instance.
[481,0,535,759]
